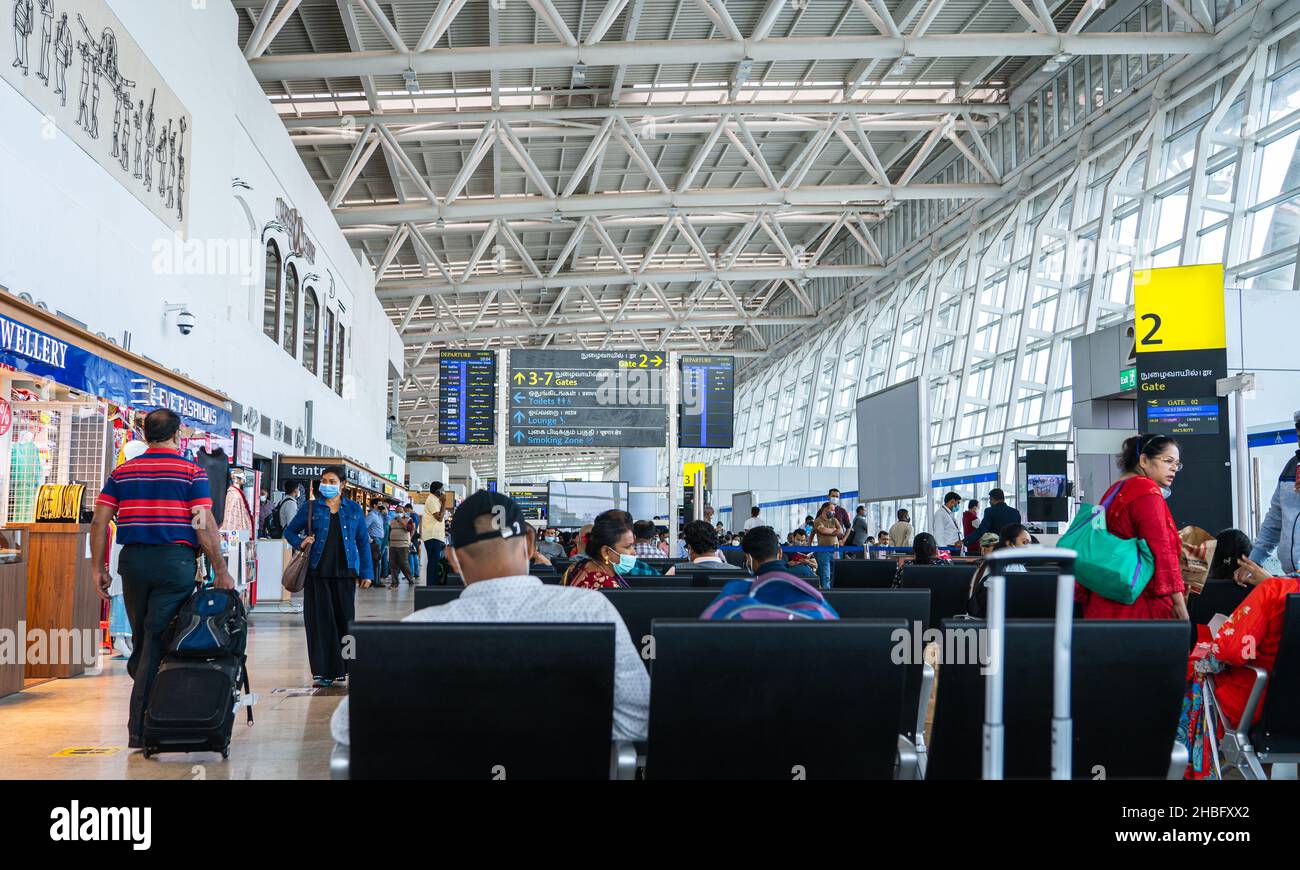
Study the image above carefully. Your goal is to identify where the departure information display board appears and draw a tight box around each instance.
[508,487,548,521]
[438,350,496,445]
[509,350,667,448]
[1145,397,1221,436]
[679,354,735,449]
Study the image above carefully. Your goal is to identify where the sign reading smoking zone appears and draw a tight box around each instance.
[508,350,667,448]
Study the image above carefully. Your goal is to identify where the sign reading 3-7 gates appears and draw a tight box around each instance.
[508,350,667,448]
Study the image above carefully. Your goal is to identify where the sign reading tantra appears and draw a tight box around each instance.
[3,0,193,235]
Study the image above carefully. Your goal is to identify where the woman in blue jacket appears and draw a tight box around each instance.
[284,466,373,687]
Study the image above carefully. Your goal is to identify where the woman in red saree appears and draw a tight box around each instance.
[562,516,635,590]
[1076,434,1189,620]
[1181,556,1300,778]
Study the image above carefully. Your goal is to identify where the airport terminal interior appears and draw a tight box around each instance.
[0,0,1298,787]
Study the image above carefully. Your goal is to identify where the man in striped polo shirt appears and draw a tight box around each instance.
[90,408,234,749]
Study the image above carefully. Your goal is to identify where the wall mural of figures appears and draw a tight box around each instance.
[4,0,191,235]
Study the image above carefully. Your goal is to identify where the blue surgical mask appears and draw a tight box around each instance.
[319,484,341,500]
[612,553,637,575]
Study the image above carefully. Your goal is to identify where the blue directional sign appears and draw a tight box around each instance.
[439,350,496,445]
[509,350,667,448]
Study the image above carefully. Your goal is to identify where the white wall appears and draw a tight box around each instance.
[0,0,401,476]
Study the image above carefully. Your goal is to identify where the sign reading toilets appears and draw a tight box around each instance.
[3,0,192,235]
[1134,264,1230,533]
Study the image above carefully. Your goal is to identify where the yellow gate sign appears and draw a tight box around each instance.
[683,463,707,488]
[1133,264,1226,353]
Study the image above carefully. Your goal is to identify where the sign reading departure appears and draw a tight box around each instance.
[438,351,496,445]
[509,350,667,448]
[679,355,735,449]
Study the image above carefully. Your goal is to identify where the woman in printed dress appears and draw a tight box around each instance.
[1076,434,1188,620]
[1180,555,1299,778]
[562,516,634,590]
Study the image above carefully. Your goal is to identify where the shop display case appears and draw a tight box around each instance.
[0,529,27,698]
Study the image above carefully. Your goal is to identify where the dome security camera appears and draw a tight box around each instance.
[176,310,196,336]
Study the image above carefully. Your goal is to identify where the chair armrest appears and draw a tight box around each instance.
[330,743,350,781]
[611,741,637,781]
[915,663,935,747]
[897,735,919,781]
[1167,740,1189,780]
[1232,665,1270,738]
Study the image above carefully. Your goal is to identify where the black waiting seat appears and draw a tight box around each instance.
[344,622,618,779]
[721,548,747,567]
[646,620,911,779]
[415,587,461,611]
[639,557,684,574]
[601,590,717,666]
[830,558,898,589]
[926,619,1188,779]
[1216,594,1300,778]
[624,574,697,589]
[1001,572,1067,619]
[1187,580,1251,649]
[898,564,977,627]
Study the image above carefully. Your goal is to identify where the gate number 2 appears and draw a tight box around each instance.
[1140,312,1163,346]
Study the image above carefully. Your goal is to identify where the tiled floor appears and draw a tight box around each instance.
[0,582,417,780]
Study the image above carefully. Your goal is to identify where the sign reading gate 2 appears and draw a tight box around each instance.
[509,350,667,448]
[1134,263,1230,533]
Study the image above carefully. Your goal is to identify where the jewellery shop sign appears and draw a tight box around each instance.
[0,311,230,433]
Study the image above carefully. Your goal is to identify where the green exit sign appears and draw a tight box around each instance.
[1120,367,1137,391]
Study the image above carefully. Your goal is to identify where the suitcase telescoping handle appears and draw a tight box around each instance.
[980,547,1077,781]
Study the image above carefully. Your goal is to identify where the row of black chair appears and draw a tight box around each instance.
[338,614,1194,780]
[413,585,932,745]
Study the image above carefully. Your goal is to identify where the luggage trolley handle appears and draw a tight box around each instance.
[980,547,1078,781]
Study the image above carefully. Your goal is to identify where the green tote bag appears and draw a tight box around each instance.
[1058,478,1155,605]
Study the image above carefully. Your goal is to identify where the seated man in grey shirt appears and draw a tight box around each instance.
[535,527,567,560]
[330,490,649,746]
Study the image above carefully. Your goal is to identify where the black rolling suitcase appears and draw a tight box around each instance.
[142,654,251,758]
[142,586,253,758]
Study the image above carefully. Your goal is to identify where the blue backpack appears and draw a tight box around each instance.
[165,586,249,659]
[701,572,840,621]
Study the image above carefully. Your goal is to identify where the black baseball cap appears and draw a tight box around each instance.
[448,490,526,549]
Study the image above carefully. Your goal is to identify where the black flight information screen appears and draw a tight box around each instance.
[679,355,734,449]
[439,350,496,445]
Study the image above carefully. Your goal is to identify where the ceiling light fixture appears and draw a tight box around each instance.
[572,62,587,86]
[403,67,420,94]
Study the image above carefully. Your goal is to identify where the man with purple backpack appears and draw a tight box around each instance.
[702,526,839,620]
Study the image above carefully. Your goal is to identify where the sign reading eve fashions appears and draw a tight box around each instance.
[439,350,495,445]
[1134,264,1230,533]
[2,0,193,234]
[509,350,667,448]
[679,354,734,449]
[0,310,229,433]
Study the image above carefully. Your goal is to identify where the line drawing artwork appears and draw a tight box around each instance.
[50,8,66,101]
[118,89,129,170]
[175,117,186,221]
[164,120,176,209]
[155,117,169,201]
[132,98,142,177]
[142,89,154,191]
[12,0,33,76]
[35,0,50,83]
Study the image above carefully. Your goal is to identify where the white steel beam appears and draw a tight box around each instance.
[377,263,883,300]
[335,183,1001,226]
[249,33,1216,80]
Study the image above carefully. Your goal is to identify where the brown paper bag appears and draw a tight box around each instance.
[1179,525,1216,595]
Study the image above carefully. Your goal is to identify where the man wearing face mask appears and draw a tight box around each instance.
[536,527,566,560]
[931,492,964,550]
[827,488,851,538]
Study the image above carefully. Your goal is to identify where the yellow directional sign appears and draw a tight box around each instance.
[684,462,707,488]
[1133,264,1226,353]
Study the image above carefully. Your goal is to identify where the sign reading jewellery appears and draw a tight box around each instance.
[3,0,192,234]
[275,198,316,264]
[0,310,230,433]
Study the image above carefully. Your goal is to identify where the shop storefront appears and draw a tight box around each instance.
[0,294,230,698]
[255,455,406,607]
